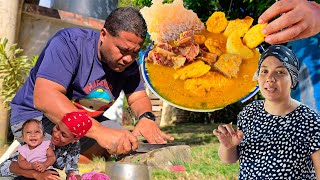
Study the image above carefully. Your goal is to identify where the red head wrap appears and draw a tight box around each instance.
[61,112,92,138]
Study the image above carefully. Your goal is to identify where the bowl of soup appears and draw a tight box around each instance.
[140,32,261,112]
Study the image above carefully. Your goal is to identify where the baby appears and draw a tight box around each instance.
[0,112,91,179]
[18,119,55,172]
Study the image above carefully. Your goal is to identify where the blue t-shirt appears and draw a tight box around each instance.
[237,100,320,179]
[10,28,144,124]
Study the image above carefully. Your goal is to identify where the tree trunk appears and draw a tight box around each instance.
[0,0,23,145]
[0,0,23,46]
[0,96,9,145]
[160,102,175,127]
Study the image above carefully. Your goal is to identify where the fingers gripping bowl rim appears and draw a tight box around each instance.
[140,43,261,112]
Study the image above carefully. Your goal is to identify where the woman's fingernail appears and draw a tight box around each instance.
[258,19,263,24]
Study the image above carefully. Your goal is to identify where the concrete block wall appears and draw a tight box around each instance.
[19,3,104,58]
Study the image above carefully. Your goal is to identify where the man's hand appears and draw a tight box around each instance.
[93,125,139,155]
[33,170,60,180]
[33,161,46,172]
[132,118,174,144]
[259,0,320,44]
[31,162,38,170]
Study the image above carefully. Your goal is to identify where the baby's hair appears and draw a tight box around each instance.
[21,119,44,135]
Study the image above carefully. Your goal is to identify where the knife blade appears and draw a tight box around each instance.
[135,142,185,153]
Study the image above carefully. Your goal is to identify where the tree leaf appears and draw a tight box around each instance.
[0,38,37,108]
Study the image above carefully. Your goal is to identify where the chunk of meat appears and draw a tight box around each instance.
[145,43,177,66]
[213,53,242,78]
[172,55,186,69]
[179,43,200,62]
[197,50,218,66]
[147,50,173,66]
[174,30,195,46]
[157,43,173,51]
[180,30,194,39]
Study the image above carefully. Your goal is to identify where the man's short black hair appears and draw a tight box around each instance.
[104,6,147,40]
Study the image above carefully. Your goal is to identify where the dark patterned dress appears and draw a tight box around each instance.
[0,141,80,177]
[237,100,320,179]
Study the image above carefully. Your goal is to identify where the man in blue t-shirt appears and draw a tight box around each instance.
[10,7,174,161]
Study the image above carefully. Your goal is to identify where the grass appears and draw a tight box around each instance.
[0,123,239,179]
[150,123,239,180]
[78,123,239,179]
[151,143,239,180]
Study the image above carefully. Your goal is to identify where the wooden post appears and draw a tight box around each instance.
[160,102,173,127]
[0,93,9,145]
[0,0,23,145]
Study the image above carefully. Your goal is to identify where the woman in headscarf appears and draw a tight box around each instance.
[213,45,320,179]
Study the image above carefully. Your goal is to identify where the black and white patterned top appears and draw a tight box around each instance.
[53,141,80,174]
[237,100,320,179]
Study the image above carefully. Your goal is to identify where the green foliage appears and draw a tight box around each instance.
[186,102,249,124]
[141,34,152,51]
[119,0,136,7]
[131,0,276,22]
[133,0,152,7]
[183,0,271,23]
[132,0,320,21]
[132,0,174,8]
[133,157,141,164]
[182,0,221,22]
[210,102,250,124]
[0,38,36,108]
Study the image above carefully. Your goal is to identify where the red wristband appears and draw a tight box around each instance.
[61,112,92,138]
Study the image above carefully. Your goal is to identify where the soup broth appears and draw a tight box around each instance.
[145,32,259,110]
